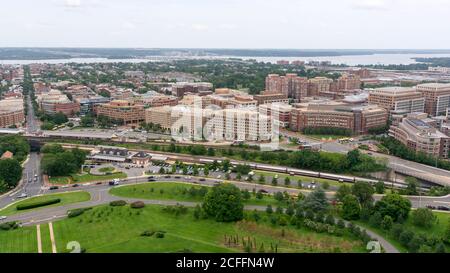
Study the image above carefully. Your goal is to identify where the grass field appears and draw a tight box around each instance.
[0,226,38,253]
[48,205,366,253]
[49,172,127,184]
[109,182,281,207]
[40,223,52,253]
[0,191,91,216]
[98,167,115,173]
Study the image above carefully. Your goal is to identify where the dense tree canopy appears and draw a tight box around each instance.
[300,188,329,213]
[41,145,87,177]
[374,193,411,222]
[0,158,22,189]
[0,135,30,162]
[203,183,244,222]
[341,195,361,220]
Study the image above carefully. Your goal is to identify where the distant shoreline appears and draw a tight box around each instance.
[2,48,450,61]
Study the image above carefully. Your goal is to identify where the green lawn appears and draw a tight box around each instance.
[109,182,281,207]
[47,204,366,253]
[98,167,115,173]
[0,191,91,216]
[72,172,127,183]
[49,172,127,184]
[0,226,38,253]
[403,211,449,238]
[48,176,72,184]
[40,223,53,253]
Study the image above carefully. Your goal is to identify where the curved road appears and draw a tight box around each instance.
[0,176,406,253]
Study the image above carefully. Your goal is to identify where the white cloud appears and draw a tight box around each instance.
[65,0,82,8]
[218,23,237,30]
[122,21,136,30]
[353,0,388,11]
[191,23,209,31]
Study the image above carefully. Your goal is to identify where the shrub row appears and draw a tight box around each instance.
[0,221,19,231]
[68,207,92,218]
[109,200,127,206]
[130,201,145,209]
[16,198,61,210]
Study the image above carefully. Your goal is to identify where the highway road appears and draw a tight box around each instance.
[2,174,449,222]
[0,177,404,253]
[25,95,39,134]
[0,152,44,209]
[1,175,449,253]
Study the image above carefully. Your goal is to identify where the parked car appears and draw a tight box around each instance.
[199,178,206,182]
[49,186,59,190]
[437,206,450,211]
[17,193,28,198]
[0,216,6,220]
[426,205,436,210]
[72,184,80,188]
[109,179,120,186]
[95,182,102,185]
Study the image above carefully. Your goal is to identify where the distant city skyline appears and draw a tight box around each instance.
[2,0,450,49]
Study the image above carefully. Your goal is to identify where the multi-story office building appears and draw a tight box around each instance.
[77,96,111,116]
[254,92,289,105]
[389,113,450,158]
[307,77,333,97]
[171,82,213,98]
[265,73,308,100]
[259,102,292,128]
[145,106,272,142]
[289,101,388,135]
[330,74,361,93]
[368,87,425,115]
[39,90,80,117]
[0,99,25,128]
[96,100,145,125]
[416,83,450,116]
[145,106,177,131]
[210,108,272,141]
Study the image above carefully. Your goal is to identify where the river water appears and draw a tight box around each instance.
[1,53,450,66]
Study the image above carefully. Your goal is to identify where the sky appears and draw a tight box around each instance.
[2,0,450,49]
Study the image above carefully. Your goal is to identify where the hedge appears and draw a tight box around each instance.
[109,200,127,206]
[68,207,92,218]
[16,198,61,210]
[130,201,145,209]
[0,221,19,231]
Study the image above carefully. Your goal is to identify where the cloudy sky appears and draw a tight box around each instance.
[2,0,450,49]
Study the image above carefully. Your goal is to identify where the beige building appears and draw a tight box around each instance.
[416,83,450,116]
[259,103,292,128]
[39,89,79,117]
[307,77,333,97]
[145,106,177,130]
[389,113,450,158]
[368,87,425,115]
[0,99,25,128]
[96,100,145,125]
[145,105,272,142]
